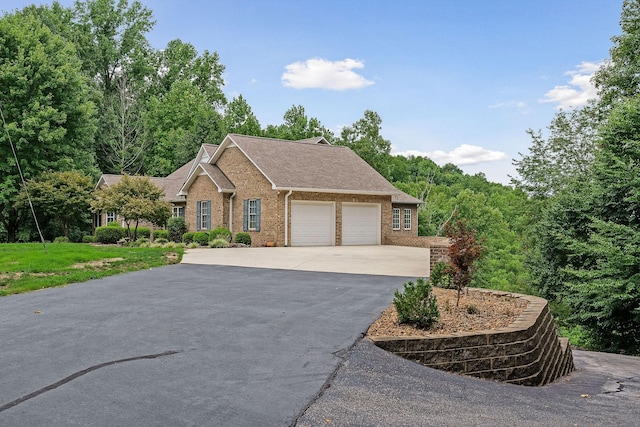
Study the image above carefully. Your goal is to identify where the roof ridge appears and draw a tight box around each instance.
[228,133,331,146]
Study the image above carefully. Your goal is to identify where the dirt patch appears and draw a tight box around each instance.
[71,258,124,269]
[0,272,24,281]
[367,287,528,338]
[163,251,180,264]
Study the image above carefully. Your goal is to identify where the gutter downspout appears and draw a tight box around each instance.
[229,191,236,232]
[284,190,292,246]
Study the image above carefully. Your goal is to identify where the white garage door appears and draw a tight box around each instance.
[342,203,381,245]
[291,201,334,246]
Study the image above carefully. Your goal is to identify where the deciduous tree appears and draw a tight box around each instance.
[16,171,94,240]
[338,110,391,179]
[91,175,171,240]
[0,12,97,242]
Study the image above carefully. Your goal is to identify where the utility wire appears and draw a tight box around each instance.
[0,102,47,252]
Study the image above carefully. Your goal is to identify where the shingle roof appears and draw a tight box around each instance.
[392,191,423,205]
[224,134,415,197]
[96,160,194,203]
[199,163,235,192]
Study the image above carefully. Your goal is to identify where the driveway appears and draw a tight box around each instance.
[3,247,638,426]
[0,264,408,426]
[296,341,640,426]
[181,245,430,277]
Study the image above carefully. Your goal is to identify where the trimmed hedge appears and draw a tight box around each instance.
[193,231,209,246]
[136,227,150,239]
[234,232,251,245]
[95,226,125,244]
[153,230,169,240]
[182,232,195,244]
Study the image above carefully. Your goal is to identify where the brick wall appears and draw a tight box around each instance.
[369,290,575,386]
[184,175,226,232]
[216,147,281,246]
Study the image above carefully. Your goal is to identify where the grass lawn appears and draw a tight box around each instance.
[0,243,183,296]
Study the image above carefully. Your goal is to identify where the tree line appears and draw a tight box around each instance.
[512,0,640,354]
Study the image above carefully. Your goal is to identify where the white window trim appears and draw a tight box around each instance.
[248,199,258,230]
[404,208,412,230]
[173,206,185,218]
[106,212,117,224]
[392,208,401,230]
[198,201,210,230]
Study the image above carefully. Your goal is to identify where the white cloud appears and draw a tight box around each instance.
[282,58,374,90]
[393,144,508,166]
[541,61,602,109]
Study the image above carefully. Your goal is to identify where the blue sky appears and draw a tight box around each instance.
[2,1,624,184]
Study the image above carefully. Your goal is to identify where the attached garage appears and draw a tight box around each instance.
[342,203,381,245]
[291,201,335,246]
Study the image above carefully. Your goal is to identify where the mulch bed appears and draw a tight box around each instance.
[366,287,529,338]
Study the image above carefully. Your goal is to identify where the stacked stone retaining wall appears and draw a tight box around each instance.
[369,290,574,386]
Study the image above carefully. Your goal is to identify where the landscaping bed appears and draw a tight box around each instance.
[367,287,529,338]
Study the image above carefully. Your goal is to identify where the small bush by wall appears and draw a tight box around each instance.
[168,217,187,243]
[193,231,209,246]
[234,232,251,245]
[210,227,231,242]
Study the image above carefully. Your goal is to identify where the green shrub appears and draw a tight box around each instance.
[234,232,251,245]
[153,230,169,240]
[210,226,231,242]
[187,242,199,249]
[107,221,120,227]
[209,238,230,248]
[430,262,452,289]
[53,236,69,243]
[137,237,150,245]
[193,231,209,246]
[393,278,440,329]
[95,226,125,244]
[82,235,96,243]
[168,217,187,243]
[136,227,150,239]
[182,232,195,244]
[155,237,169,244]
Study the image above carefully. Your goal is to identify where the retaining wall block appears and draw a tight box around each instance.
[368,289,575,386]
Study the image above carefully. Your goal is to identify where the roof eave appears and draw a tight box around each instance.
[272,186,397,196]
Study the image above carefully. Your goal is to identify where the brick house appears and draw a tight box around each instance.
[96,134,422,246]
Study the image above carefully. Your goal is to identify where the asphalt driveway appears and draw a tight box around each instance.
[0,264,409,426]
[3,246,639,426]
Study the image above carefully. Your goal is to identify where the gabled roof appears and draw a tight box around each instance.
[205,134,417,198]
[186,144,219,178]
[179,162,235,195]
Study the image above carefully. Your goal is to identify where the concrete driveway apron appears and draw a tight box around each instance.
[0,263,412,426]
[181,245,431,277]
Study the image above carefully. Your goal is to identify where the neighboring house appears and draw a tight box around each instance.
[95,134,422,247]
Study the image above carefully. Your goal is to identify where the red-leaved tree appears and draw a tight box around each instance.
[444,217,485,306]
